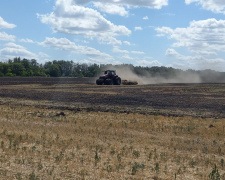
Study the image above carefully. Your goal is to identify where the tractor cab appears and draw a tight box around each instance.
[104,70,116,77]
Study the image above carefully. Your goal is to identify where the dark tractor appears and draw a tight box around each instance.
[96,70,121,85]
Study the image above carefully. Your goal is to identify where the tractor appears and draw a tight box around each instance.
[96,70,121,85]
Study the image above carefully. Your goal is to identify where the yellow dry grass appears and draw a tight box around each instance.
[0,104,225,179]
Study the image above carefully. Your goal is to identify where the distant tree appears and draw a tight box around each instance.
[11,63,25,76]
[49,64,61,77]
[0,63,11,75]
[63,61,73,76]
[13,57,21,63]
[30,59,38,66]
[52,60,74,76]
[21,58,30,69]
[7,59,13,64]
[87,64,100,77]
[72,63,85,77]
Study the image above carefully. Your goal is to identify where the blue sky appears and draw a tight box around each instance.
[0,0,225,71]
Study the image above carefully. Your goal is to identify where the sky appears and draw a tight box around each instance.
[0,0,225,71]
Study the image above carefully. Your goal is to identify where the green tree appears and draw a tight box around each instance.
[49,64,61,77]
[11,63,25,76]
[0,63,11,75]
[13,57,21,63]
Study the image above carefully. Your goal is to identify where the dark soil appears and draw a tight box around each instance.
[0,77,225,118]
[0,77,96,85]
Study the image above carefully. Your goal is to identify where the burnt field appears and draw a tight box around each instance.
[0,77,225,118]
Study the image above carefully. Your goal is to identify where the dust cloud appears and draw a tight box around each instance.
[140,72,202,84]
[100,65,202,84]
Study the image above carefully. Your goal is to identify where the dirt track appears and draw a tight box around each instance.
[0,77,225,118]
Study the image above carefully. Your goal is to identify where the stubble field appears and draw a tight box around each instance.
[0,77,225,179]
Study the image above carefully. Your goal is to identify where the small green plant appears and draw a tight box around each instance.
[110,149,115,155]
[15,172,22,180]
[116,163,123,171]
[117,154,121,162]
[131,162,139,175]
[133,150,140,158]
[153,148,158,160]
[209,164,220,180]
[189,160,197,168]
[80,156,84,163]
[94,149,100,165]
[131,162,145,175]
[80,169,88,179]
[218,146,222,155]
[221,159,224,168]
[29,171,38,180]
[148,152,152,161]
[19,135,22,142]
[38,162,43,171]
[32,145,36,151]
[154,162,160,174]
[1,141,4,149]
[203,146,208,153]
[106,165,112,173]
[55,151,64,162]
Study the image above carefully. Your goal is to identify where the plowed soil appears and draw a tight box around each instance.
[0,77,224,118]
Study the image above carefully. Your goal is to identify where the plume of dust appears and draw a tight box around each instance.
[100,65,202,84]
[141,71,202,84]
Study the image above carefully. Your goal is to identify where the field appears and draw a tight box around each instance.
[0,77,225,179]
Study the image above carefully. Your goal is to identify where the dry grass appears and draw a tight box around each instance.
[0,104,225,179]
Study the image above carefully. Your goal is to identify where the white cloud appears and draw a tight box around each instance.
[0,43,37,59]
[135,59,161,67]
[112,46,144,55]
[112,46,148,64]
[0,17,16,29]
[131,51,145,55]
[98,36,122,45]
[134,27,143,31]
[39,52,49,58]
[40,37,113,60]
[185,0,225,14]
[166,48,180,57]
[0,32,16,41]
[123,41,131,45]
[155,26,173,36]
[156,18,225,55]
[37,0,131,45]
[166,48,225,71]
[75,0,168,9]
[122,54,134,60]
[113,47,145,62]
[156,19,225,71]
[143,16,149,20]
[93,2,128,16]
[78,58,122,65]
[20,38,34,43]
[112,46,129,54]
[162,13,175,16]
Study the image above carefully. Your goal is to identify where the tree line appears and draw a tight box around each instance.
[0,57,100,77]
[0,57,224,82]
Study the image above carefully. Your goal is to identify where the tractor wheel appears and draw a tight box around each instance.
[105,79,113,85]
[114,77,121,85]
[96,79,103,85]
